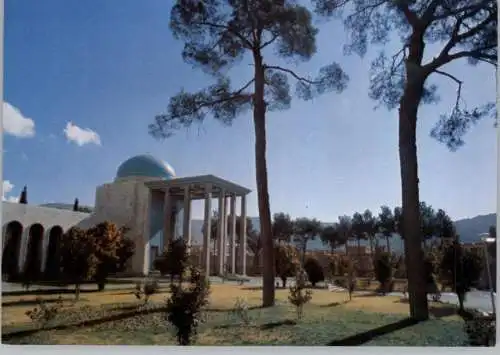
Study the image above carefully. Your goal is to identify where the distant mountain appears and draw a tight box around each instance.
[454,213,496,243]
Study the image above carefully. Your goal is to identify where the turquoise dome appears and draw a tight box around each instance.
[116,154,176,180]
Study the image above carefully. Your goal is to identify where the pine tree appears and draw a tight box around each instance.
[19,186,27,204]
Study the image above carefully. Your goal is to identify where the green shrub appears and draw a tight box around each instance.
[439,242,484,311]
[134,279,160,304]
[231,297,251,326]
[464,313,496,346]
[165,266,210,345]
[288,269,312,321]
[374,252,392,294]
[25,296,64,329]
[304,257,325,287]
[155,238,189,284]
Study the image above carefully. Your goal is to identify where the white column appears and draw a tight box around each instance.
[240,195,247,275]
[142,190,153,276]
[218,190,226,275]
[40,230,51,273]
[18,228,29,273]
[223,196,228,272]
[163,188,172,251]
[230,194,237,274]
[183,185,192,249]
[203,184,212,277]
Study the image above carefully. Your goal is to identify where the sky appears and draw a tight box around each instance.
[2,0,497,223]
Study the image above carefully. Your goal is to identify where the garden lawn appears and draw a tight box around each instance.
[2,284,456,327]
[3,284,466,346]
[3,303,466,346]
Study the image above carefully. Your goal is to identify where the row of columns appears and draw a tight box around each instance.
[2,224,61,276]
[160,184,247,276]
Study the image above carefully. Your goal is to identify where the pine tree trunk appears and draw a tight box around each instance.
[399,55,429,320]
[385,235,391,254]
[75,283,81,301]
[369,235,374,256]
[253,51,275,308]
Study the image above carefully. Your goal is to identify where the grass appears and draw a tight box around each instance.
[2,284,466,346]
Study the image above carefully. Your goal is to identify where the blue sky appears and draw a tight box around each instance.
[2,0,497,222]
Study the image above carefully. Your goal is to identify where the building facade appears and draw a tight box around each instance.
[2,154,251,280]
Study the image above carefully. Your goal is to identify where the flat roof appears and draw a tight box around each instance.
[144,174,251,199]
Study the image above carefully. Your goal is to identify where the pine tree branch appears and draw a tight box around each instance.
[192,21,254,49]
[434,69,463,112]
[424,7,496,71]
[263,65,322,85]
[180,78,255,116]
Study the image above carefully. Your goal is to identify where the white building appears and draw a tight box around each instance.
[1,154,251,280]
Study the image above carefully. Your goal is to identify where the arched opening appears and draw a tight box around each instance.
[2,221,23,281]
[44,226,63,280]
[24,223,44,280]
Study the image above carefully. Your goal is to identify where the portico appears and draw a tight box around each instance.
[143,174,251,277]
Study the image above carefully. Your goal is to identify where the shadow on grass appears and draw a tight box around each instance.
[206,305,263,313]
[212,319,296,331]
[242,286,265,291]
[394,299,458,319]
[353,292,383,298]
[2,298,87,308]
[2,288,99,297]
[319,301,345,308]
[2,305,168,342]
[260,319,297,330]
[326,318,421,346]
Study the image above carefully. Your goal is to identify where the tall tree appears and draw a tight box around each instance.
[150,0,349,307]
[73,198,79,212]
[59,227,98,300]
[378,206,395,254]
[247,232,263,274]
[86,221,135,291]
[362,209,377,255]
[420,202,436,247]
[434,208,456,245]
[320,223,341,254]
[314,0,496,320]
[19,185,27,204]
[487,225,496,260]
[337,215,352,255]
[351,212,365,252]
[272,212,295,243]
[293,217,322,264]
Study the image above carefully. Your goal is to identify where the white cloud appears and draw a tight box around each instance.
[2,102,36,138]
[2,180,19,202]
[63,122,101,146]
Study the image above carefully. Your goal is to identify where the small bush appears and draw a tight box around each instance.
[155,238,189,283]
[288,269,312,321]
[464,313,496,346]
[231,297,251,326]
[304,257,325,287]
[134,279,159,304]
[165,266,210,345]
[25,296,64,329]
[374,252,392,294]
[439,242,484,311]
[275,244,300,288]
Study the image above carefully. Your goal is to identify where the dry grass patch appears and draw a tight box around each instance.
[2,283,457,329]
